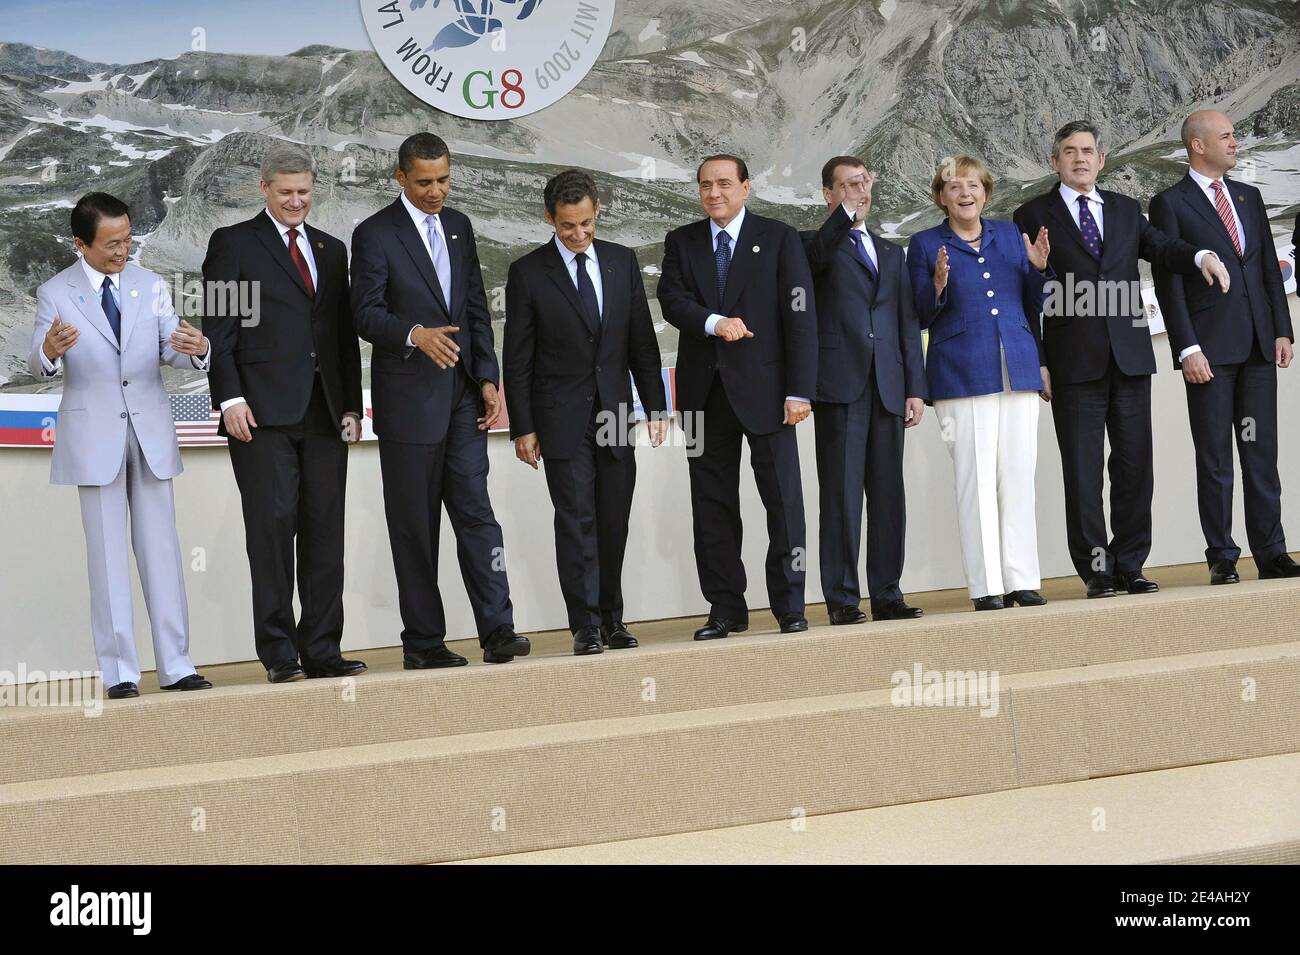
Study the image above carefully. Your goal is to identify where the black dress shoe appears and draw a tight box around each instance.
[302,658,367,679]
[160,673,212,691]
[1210,559,1240,585]
[778,613,808,633]
[573,626,604,656]
[872,600,923,621]
[1004,590,1047,607]
[693,616,748,641]
[1116,572,1159,595]
[972,596,1004,611]
[266,663,306,684]
[1258,554,1300,579]
[1086,575,1117,598]
[483,625,531,664]
[828,606,867,626]
[403,647,468,670]
[602,622,639,649]
[106,681,139,699]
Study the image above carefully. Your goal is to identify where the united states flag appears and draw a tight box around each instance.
[170,393,225,447]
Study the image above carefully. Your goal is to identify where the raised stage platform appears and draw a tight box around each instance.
[3,561,1299,864]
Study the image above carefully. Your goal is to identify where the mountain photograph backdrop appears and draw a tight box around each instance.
[1,0,1298,396]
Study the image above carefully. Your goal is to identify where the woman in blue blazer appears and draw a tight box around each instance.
[907,155,1052,610]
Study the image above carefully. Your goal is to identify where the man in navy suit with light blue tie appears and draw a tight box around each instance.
[351,133,531,667]
[802,156,927,625]
[1151,110,1298,584]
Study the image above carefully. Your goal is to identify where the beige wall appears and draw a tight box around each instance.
[3,323,1298,679]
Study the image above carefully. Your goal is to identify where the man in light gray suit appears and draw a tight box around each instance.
[30,192,214,699]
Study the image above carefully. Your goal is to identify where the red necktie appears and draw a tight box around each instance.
[1209,181,1242,258]
[286,227,315,296]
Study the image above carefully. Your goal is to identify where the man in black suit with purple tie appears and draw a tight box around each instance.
[1013,120,1230,599]
[350,132,531,667]
[802,156,927,625]
[503,170,668,655]
[1150,110,1298,584]
[657,154,817,640]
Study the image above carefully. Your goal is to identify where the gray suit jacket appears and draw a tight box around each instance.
[29,261,200,486]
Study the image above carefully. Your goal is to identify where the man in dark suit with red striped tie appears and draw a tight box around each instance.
[203,143,366,683]
[1150,110,1298,584]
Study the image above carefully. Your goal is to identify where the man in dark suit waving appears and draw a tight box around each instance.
[351,132,530,667]
[657,154,817,639]
[803,156,927,625]
[1014,120,1230,599]
[504,170,669,655]
[1150,110,1298,584]
[203,142,366,683]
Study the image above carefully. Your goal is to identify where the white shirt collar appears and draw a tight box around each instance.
[80,257,117,292]
[1059,182,1103,208]
[1187,167,1225,192]
[553,234,597,268]
[264,207,308,240]
[400,191,440,232]
[709,205,746,248]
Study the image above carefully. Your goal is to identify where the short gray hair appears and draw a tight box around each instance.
[260,142,317,183]
[1052,120,1104,158]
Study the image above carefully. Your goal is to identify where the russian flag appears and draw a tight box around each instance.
[0,395,60,448]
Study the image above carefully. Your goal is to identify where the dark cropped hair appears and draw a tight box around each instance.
[821,155,867,189]
[1052,120,1105,157]
[397,132,450,173]
[544,169,600,216]
[696,153,749,184]
[71,192,130,245]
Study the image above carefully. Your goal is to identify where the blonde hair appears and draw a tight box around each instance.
[931,155,994,208]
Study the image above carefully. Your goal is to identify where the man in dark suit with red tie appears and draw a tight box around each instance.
[657,154,818,640]
[203,143,366,683]
[503,170,669,655]
[1013,120,1230,599]
[350,132,530,667]
[1150,110,1298,584]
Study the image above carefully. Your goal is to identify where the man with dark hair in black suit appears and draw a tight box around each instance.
[1014,119,1231,599]
[203,142,366,683]
[351,132,531,667]
[503,169,669,655]
[1150,110,1298,584]
[657,154,818,640]
[803,156,927,625]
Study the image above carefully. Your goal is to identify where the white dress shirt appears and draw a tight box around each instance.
[42,258,210,375]
[701,206,807,404]
[553,234,603,315]
[401,191,453,350]
[219,209,317,411]
[839,202,879,270]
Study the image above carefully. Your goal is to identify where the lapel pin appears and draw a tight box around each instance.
[752,245,760,253]
[451,234,458,240]
[316,241,324,249]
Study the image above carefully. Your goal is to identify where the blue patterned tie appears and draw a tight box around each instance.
[714,229,731,308]
[574,251,600,328]
[847,229,878,281]
[101,277,121,342]
[1077,194,1102,260]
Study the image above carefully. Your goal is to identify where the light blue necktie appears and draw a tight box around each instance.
[424,214,452,311]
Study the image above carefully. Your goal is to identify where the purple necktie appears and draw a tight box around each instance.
[1076,194,1102,260]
